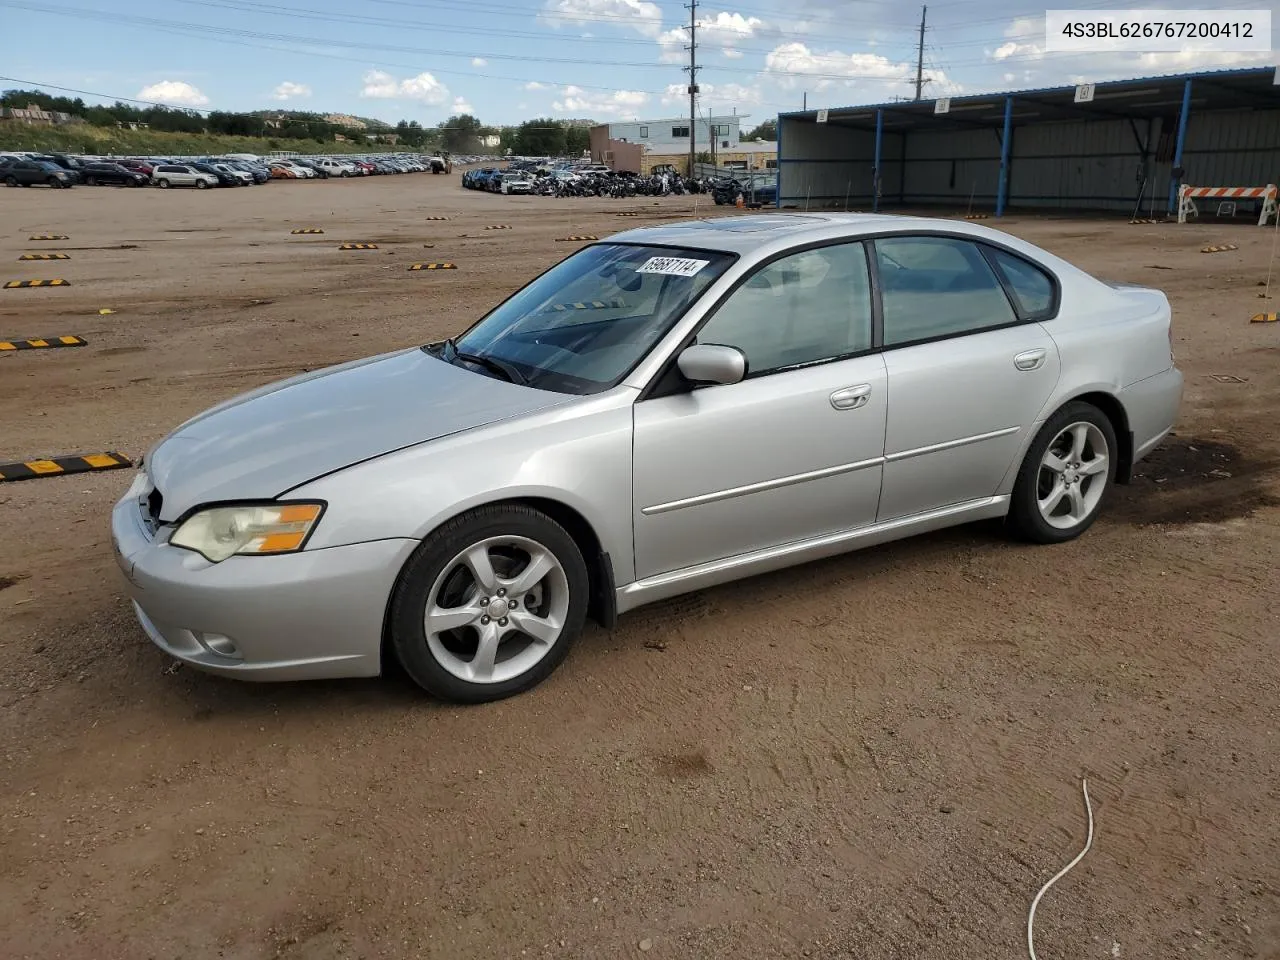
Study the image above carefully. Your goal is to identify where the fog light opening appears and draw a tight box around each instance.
[197,632,242,660]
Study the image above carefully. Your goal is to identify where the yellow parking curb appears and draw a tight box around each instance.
[0,451,132,483]
[0,335,86,351]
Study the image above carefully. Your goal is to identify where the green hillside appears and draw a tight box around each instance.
[0,124,400,157]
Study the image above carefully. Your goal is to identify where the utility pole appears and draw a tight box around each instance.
[914,5,928,101]
[685,0,699,176]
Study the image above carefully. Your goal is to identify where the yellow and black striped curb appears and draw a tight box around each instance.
[483,225,512,230]
[4,279,70,289]
[0,451,132,483]
[1201,244,1239,254]
[18,253,71,261]
[962,214,990,220]
[291,228,324,234]
[408,262,457,271]
[1129,218,1162,224]
[556,235,598,242]
[338,243,378,250]
[616,212,641,217]
[0,335,86,351]
[28,234,69,241]
[1251,312,1278,323]
[549,299,626,312]
[424,216,450,221]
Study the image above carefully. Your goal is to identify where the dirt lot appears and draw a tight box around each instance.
[1,175,1278,960]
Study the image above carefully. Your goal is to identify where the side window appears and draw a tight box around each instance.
[697,243,872,377]
[875,236,1018,347]
[987,247,1056,318]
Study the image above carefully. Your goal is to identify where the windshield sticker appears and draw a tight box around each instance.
[636,256,710,278]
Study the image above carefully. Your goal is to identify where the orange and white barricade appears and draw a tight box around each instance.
[1177,183,1277,226]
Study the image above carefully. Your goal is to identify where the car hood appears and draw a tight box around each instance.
[146,347,574,521]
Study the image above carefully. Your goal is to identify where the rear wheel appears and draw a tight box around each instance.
[85,175,97,186]
[158,178,171,188]
[389,505,589,703]
[1008,401,1117,544]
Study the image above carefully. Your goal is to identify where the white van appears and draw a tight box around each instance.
[151,163,218,189]
[313,158,359,178]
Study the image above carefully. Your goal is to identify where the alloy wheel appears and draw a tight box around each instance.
[1037,421,1109,529]
[424,536,569,684]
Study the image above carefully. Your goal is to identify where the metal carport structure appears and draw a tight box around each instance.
[775,66,1280,217]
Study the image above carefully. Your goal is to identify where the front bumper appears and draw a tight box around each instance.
[111,490,417,681]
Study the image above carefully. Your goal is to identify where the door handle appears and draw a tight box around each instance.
[1013,348,1047,371]
[830,384,872,410]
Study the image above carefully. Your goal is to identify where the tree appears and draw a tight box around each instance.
[744,119,776,142]
[440,113,483,153]
[512,118,566,156]
[564,124,590,157]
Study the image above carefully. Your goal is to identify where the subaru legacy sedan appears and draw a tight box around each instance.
[112,214,1182,702]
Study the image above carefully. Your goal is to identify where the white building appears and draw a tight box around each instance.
[599,115,744,153]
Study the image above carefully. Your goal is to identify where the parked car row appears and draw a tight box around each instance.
[0,151,449,189]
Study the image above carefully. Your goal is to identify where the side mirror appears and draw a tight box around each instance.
[677,343,747,386]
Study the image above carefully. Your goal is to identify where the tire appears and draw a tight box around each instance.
[47,177,62,188]
[388,505,590,703]
[195,179,208,189]
[4,176,16,187]
[1007,400,1118,544]
[85,175,97,186]
[158,178,171,189]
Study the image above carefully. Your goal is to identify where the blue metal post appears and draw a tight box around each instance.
[775,113,783,208]
[995,95,1013,217]
[1167,79,1192,215]
[873,109,883,212]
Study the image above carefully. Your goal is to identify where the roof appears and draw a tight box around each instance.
[780,66,1280,132]
[604,212,1023,256]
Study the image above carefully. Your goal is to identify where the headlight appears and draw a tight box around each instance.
[170,502,324,563]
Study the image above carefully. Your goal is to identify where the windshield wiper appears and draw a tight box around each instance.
[442,338,528,386]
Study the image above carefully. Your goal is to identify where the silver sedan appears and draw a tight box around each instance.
[111,214,1183,702]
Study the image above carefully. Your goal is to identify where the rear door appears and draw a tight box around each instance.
[872,235,1061,521]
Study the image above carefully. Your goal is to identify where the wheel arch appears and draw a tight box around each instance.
[1061,389,1134,484]
[379,494,618,674]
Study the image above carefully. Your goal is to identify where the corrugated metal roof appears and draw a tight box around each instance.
[779,66,1279,120]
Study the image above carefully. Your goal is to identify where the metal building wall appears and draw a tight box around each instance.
[781,102,1278,216]
[1179,107,1280,188]
[778,117,903,208]
[901,128,1003,208]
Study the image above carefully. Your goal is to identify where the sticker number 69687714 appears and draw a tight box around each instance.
[636,257,711,277]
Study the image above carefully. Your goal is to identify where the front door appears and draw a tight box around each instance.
[633,241,887,580]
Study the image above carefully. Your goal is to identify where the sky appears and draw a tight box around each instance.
[0,0,1275,128]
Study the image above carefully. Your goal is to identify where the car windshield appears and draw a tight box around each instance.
[448,243,735,395]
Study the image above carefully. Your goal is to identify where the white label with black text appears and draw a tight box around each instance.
[636,256,710,277]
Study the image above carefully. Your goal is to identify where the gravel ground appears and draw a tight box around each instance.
[1,174,1278,960]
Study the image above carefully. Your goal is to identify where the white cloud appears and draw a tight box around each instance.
[658,10,765,63]
[762,42,957,97]
[137,80,209,107]
[991,40,1044,62]
[552,85,649,116]
[541,0,663,38]
[271,81,311,101]
[471,57,488,67]
[722,47,744,59]
[452,96,475,113]
[661,80,762,107]
[360,69,449,105]
[525,80,549,91]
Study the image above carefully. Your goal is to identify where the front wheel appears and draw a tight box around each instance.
[1007,401,1117,544]
[388,505,589,703]
[4,176,16,187]
[195,179,209,189]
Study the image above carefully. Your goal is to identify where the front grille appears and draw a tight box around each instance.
[146,487,163,525]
